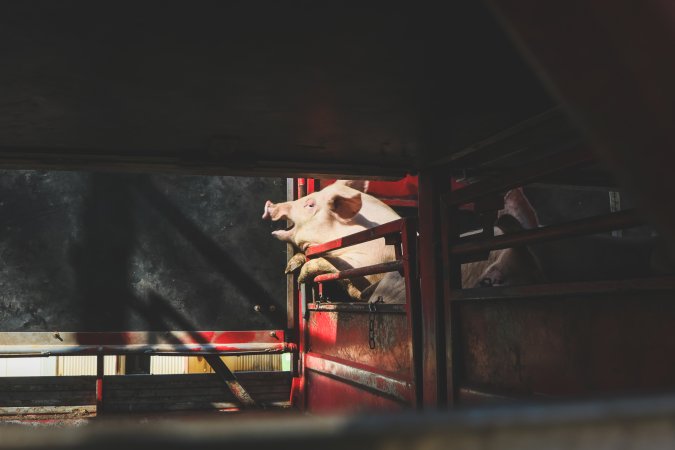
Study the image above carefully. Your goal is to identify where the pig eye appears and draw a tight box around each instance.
[304,199,315,208]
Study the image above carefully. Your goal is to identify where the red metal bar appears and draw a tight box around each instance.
[304,352,413,403]
[287,178,299,331]
[0,330,285,346]
[96,354,104,415]
[0,343,292,356]
[313,261,403,283]
[305,219,405,258]
[0,330,290,356]
[442,146,594,207]
[400,217,422,409]
[297,178,306,199]
[382,198,418,208]
[450,209,641,256]
[295,284,309,411]
[307,303,406,313]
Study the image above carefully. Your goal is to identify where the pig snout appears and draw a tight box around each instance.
[262,200,273,220]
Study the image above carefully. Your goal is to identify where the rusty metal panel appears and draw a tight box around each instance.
[307,310,411,379]
[457,292,675,400]
[0,171,286,334]
[305,371,405,413]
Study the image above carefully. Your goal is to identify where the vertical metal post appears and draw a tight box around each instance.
[609,191,622,238]
[96,354,104,415]
[417,168,449,408]
[441,192,463,406]
[287,178,298,331]
[289,178,307,411]
[401,218,422,409]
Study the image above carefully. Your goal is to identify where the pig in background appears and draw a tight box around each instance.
[262,181,544,304]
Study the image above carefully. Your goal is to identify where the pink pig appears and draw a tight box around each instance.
[263,181,544,302]
[262,180,399,299]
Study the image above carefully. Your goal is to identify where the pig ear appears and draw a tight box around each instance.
[328,190,362,219]
[334,179,369,193]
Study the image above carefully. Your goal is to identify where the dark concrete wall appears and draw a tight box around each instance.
[0,171,287,331]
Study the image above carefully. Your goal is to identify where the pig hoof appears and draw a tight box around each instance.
[345,284,364,301]
[285,253,307,274]
[297,258,338,283]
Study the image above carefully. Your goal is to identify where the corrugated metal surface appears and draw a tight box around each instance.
[188,354,285,373]
[0,357,57,377]
[56,356,118,376]
[224,354,283,372]
[150,356,188,374]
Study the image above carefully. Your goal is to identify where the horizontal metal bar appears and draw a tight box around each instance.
[304,352,412,403]
[313,261,403,283]
[449,276,675,302]
[450,209,641,255]
[457,387,535,404]
[428,107,583,172]
[0,330,285,346]
[0,343,293,357]
[0,405,96,417]
[305,219,405,258]
[307,303,407,314]
[0,149,408,180]
[381,198,418,208]
[442,146,594,207]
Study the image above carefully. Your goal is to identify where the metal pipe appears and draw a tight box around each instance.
[306,219,405,258]
[0,343,291,357]
[313,261,403,283]
[449,276,675,302]
[450,209,642,256]
[442,146,594,207]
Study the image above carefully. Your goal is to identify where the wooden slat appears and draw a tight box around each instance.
[103,372,292,412]
[0,373,292,414]
[0,376,95,410]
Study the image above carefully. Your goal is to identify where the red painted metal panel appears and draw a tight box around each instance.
[306,371,405,413]
[305,353,412,403]
[307,310,411,379]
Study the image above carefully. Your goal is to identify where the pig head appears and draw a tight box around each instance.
[262,180,400,299]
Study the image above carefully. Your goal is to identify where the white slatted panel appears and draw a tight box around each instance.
[150,356,188,374]
[0,357,57,376]
[221,354,283,372]
[56,356,118,375]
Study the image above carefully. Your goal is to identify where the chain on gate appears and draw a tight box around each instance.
[368,296,382,350]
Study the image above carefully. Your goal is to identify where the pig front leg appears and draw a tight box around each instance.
[296,257,363,301]
[285,253,307,274]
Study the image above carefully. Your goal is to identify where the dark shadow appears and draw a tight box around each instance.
[131,177,282,324]
[71,173,137,331]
